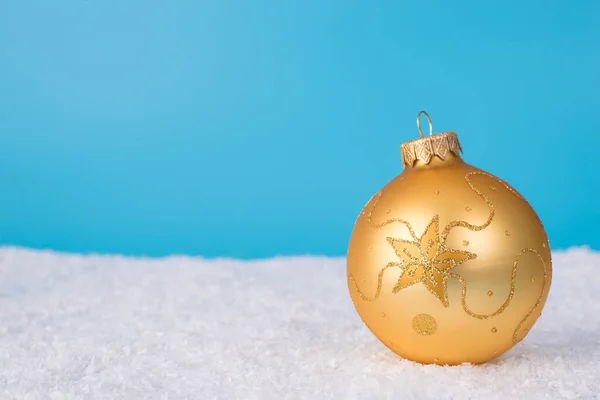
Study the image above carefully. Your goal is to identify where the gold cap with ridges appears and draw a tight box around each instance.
[400,111,463,168]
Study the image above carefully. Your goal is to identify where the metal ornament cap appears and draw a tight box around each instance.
[401,131,463,169]
[400,111,463,169]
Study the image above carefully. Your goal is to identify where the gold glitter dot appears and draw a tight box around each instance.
[435,190,440,195]
[386,208,391,214]
[465,206,472,212]
[361,278,365,283]
[505,230,511,236]
[487,290,493,296]
[433,358,440,363]
[368,246,372,252]
[412,314,437,336]
[491,327,498,333]
[380,312,386,318]
[531,277,535,283]
[542,242,547,248]
[462,240,470,247]
[490,186,497,191]
[492,350,498,355]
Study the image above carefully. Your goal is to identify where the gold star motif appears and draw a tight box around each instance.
[386,215,476,307]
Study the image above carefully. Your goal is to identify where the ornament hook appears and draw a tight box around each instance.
[416,111,433,137]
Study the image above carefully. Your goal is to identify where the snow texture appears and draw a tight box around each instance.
[0,247,598,400]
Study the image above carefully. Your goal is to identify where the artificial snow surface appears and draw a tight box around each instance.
[0,247,598,399]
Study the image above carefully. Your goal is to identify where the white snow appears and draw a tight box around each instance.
[0,247,598,399]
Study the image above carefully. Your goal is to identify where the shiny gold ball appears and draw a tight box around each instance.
[347,127,552,366]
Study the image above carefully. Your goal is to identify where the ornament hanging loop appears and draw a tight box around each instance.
[416,111,433,138]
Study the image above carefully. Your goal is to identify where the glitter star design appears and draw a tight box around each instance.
[386,215,476,307]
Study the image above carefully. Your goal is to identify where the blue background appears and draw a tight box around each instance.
[0,1,598,258]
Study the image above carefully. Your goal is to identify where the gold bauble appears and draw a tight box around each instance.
[347,112,552,366]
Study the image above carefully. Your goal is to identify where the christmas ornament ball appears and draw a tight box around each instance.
[347,112,552,366]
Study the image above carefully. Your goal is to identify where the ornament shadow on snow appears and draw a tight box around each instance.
[346,111,552,366]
